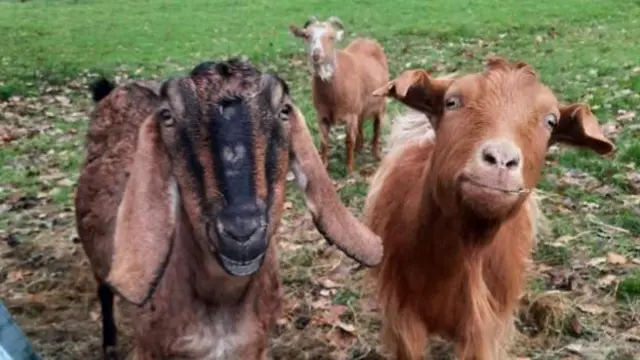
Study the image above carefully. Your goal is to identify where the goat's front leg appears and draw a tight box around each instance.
[345,115,359,174]
[381,317,427,360]
[318,116,331,168]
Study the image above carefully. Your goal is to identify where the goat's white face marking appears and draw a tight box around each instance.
[222,144,246,178]
[308,26,329,59]
[168,179,180,219]
[220,104,236,119]
[305,24,340,81]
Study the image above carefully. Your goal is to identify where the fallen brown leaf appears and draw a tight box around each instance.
[607,252,628,265]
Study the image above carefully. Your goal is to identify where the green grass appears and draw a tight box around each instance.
[1,0,640,359]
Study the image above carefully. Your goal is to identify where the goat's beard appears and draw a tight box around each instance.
[309,55,336,82]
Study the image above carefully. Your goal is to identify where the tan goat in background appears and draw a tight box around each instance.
[364,56,615,360]
[289,16,389,174]
[74,59,383,360]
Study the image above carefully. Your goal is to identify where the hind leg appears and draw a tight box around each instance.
[98,282,119,360]
[355,116,365,153]
[372,109,385,161]
[318,115,331,168]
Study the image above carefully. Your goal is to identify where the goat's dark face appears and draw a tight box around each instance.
[154,60,292,276]
[106,58,384,306]
[373,56,615,221]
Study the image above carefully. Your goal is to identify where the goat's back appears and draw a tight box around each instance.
[343,37,388,71]
[74,82,162,280]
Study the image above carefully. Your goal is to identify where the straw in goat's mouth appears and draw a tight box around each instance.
[464,178,530,195]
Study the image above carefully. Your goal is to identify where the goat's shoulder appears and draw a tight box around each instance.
[75,81,163,276]
[365,138,433,237]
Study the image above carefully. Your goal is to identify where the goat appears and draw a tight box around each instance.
[289,16,389,174]
[74,59,383,360]
[363,56,615,360]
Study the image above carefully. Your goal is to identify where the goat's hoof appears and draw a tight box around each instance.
[104,346,119,360]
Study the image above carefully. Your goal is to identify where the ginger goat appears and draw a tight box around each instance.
[74,59,383,360]
[364,56,615,360]
[289,16,389,173]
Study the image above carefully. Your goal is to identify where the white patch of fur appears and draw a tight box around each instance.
[222,145,246,178]
[384,108,435,153]
[306,25,337,82]
[289,157,308,191]
[308,26,327,56]
[315,61,336,82]
[168,178,179,219]
[174,311,251,359]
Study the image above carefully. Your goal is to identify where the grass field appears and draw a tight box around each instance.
[1,0,640,359]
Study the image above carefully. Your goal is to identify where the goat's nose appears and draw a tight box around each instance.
[479,140,522,171]
[216,203,266,243]
[311,50,321,61]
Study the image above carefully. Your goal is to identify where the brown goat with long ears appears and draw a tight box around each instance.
[289,16,389,173]
[74,59,383,360]
[364,56,615,360]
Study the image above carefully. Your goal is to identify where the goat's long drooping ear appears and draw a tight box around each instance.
[372,69,452,119]
[107,115,177,306]
[288,106,383,267]
[551,103,615,155]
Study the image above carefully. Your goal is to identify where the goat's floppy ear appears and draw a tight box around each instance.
[289,24,307,38]
[288,105,383,267]
[107,114,177,306]
[372,69,452,118]
[551,103,615,155]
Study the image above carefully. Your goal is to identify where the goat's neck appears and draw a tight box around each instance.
[311,52,338,83]
[413,166,502,265]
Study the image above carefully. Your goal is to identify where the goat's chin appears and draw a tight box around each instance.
[217,252,266,277]
[458,178,524,221]
[207,226,269,277]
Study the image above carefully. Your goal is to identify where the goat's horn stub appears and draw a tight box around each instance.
[303,16,318,28]
[327,16,344,30]
[288,106,383,267]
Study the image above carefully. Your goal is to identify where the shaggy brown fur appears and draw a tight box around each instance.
[289,16,389,173]
[75,59,383,360]
[364,56,615,360]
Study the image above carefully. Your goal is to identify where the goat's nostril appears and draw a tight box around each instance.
[482,151,497,166]
[505,157,520,169]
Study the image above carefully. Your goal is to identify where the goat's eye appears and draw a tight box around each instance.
[159,109,175,127]
[279,104,292,121]
[544,113,558,128]
[444,96,461,110]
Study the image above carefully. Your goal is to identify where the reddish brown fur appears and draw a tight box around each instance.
[75,60,383,360]
[289,16,389,173]
[365,56,615,359]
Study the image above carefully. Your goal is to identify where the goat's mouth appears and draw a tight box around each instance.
[208,221,269,277]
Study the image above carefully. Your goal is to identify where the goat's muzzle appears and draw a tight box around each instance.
[208,202,269,277]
